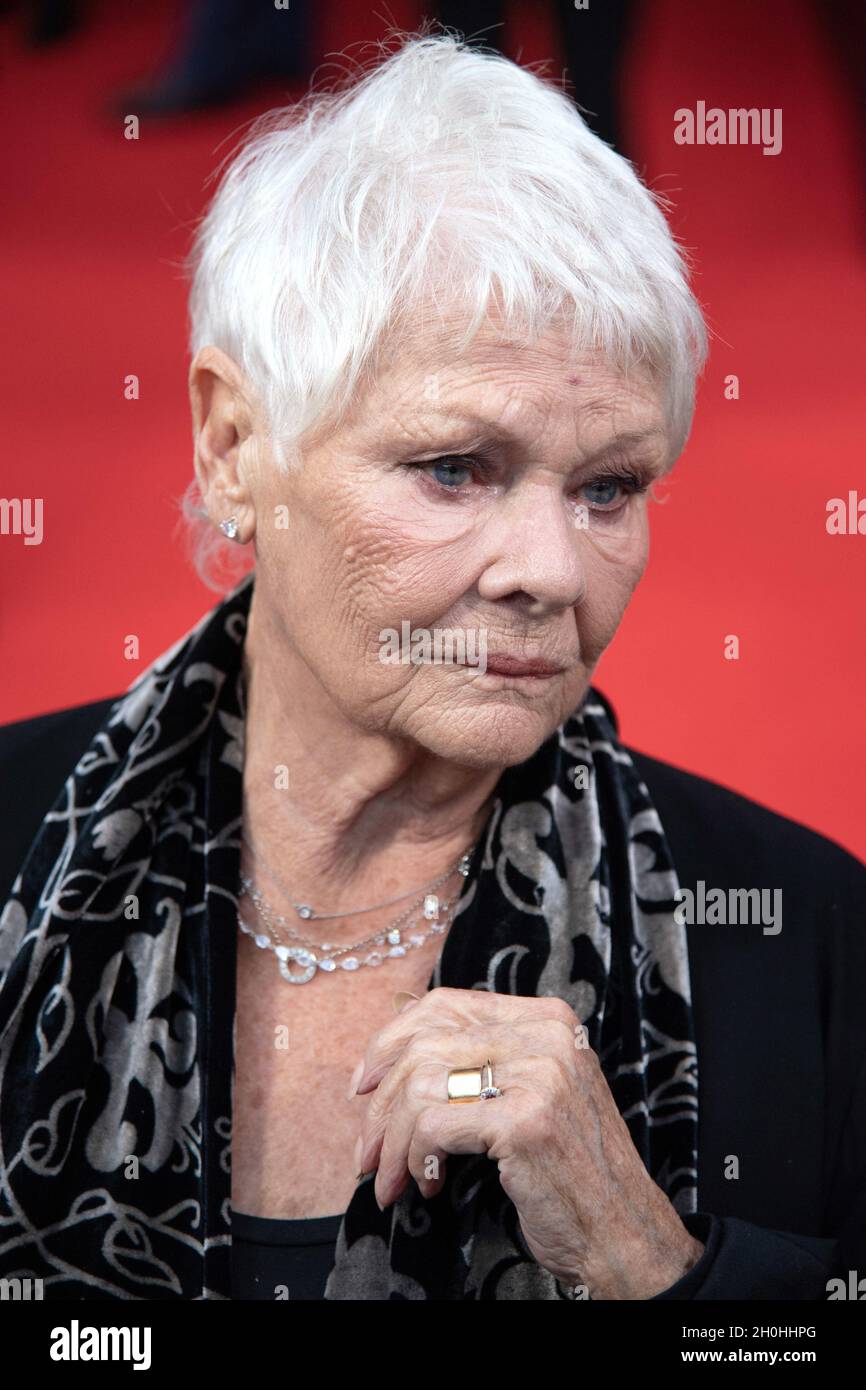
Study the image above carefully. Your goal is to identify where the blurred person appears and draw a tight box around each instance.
[437,0,637,150]
[113,0,313,116]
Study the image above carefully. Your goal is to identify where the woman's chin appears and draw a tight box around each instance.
[405,698,570,770]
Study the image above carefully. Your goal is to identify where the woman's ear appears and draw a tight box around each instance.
[189,346,258,543]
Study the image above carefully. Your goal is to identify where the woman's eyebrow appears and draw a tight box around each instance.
[407,404,511,438]
[406,407,666,462]
[579,430,667,466]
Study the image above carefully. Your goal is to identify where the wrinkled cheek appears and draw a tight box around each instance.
[576,547,647,668]
[354,549,467,639]
[576,611,619,673]
[335,553,432,668]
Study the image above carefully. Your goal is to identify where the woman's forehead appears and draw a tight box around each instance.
[370,326,663,415]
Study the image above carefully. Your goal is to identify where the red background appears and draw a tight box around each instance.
[2,0,864,858]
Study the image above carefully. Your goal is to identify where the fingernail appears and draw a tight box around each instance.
[392,991,421,1014]
[347,1059,365,1100]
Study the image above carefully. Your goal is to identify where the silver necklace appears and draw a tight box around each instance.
[240,828,462,922]
[240,874,453,955]
[237,847,474,984]
[238,890,457,983]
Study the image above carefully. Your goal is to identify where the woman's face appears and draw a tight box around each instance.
[248,314,673,769]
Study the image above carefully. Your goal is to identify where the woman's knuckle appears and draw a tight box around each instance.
[405,1063,435,1102]
[546,997,578,1030]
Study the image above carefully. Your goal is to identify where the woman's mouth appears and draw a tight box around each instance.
[482,655,567,678]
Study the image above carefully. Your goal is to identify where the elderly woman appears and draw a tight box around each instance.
[1,35,864,1303]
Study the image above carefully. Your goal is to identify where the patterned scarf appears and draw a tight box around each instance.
[0,574,698,1299]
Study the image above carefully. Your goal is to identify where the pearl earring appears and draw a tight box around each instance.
[219,516,240,541]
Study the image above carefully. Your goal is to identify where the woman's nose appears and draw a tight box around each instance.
[475,487,588,613]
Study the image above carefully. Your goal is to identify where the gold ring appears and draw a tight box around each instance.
[447,1058,502,1103]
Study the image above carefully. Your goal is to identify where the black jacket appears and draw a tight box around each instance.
[1,695,864,1300]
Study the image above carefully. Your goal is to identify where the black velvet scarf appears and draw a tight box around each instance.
[0,574,698,1299]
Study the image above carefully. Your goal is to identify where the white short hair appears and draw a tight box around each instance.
[182,31,707,589]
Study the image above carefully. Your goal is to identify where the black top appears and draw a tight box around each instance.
[230,1210,344,1300]
[2,694,865,1300]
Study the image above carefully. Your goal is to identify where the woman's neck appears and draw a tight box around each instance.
[240,612,501,909]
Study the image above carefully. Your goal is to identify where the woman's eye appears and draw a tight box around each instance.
[410,458,649,506]
[580,474,646,510]
[419,456,476,489]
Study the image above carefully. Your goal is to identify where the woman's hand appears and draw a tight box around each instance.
[350,986,705,1299]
